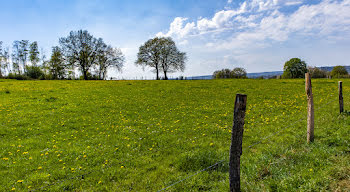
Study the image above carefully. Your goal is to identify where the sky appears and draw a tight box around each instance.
[0,0,349,79]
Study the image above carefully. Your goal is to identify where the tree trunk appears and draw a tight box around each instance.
[83,69,88,80]
[164,70,168,80]
[156,66,160,80]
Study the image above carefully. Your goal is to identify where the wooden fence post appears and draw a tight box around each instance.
[339,81,344,113]
[305,73,314,143]
[229,94,247,192]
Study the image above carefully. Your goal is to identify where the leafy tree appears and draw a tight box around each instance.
[49,46,66,79]
[12,41,21,74]
[96,45,124,80]
[282,58,307,78]
[1,47,10,76]
[213,68,247,79]
[59,30,105,80]
[308,67,328,78]
[29,41,40,66]
[231,67,247,78]
[136,37,163,80]
[213,69,231,79]
[159,37,186,80]
[19,40,29,73]
[331,66,348,78]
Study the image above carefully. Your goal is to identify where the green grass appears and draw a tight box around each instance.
[0,79,349,191]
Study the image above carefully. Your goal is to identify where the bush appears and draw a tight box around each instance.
[331,66,348,78]
[25,66,44,79]
[7,73,30,80]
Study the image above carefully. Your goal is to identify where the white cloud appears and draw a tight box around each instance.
[158,0,350,51]
[154,0,350,76]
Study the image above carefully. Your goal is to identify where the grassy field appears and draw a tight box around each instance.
[0,79,349,191]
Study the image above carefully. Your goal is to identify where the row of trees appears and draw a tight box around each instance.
[213,68,247,79]
[212,58,348,80]
[282,58,348,79]
[0,31,125,80]
[1,30,187,80]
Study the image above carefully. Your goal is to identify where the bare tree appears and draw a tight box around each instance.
[135,37,163,80]
[59,30,105,80]
[96,45,124,80]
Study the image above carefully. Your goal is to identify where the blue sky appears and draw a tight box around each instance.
[1,0,350,79]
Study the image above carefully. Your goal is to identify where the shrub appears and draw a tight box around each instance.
[7,73,30,80]
[25,66,44,79]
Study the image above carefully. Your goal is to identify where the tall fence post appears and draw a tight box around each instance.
[339,81,344,113]
[229,94,247,192]
[305,73,314,143]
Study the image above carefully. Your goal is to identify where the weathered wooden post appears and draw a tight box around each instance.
[229,94,247,192]
[339,81,344,113]
[305,73,314,143]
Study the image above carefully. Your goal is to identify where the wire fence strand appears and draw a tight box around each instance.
[157,96,338,191]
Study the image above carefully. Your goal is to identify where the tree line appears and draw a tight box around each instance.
[213,58,348,79]
[282,58,348,79]
[0,30,186,80]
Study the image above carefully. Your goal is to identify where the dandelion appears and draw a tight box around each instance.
[98,181,102,184]
[11,188,15,191]
[22,152,28,155]
[38,167,42,170]
[2,157,8,160]
[209,143,214,146]
[17,180,23,183]
[29,157,32,160]
[120,165,124,168]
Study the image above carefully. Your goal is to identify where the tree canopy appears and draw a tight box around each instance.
[282,58,307,78]
[331,66,348,78]
[59,30,124,80]
[136,37,186,80]
[213,67,247,79]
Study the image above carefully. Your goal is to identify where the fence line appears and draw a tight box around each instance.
[157,96,338,191]
[28,89,341,191]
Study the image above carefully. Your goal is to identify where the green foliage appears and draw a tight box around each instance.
[331,66,348,78]
[6,73,30,80]
[0,79,349,191]
[213,67,247,79]
[29,41,40,66]
[282,58,307,78]
[308,67,329,78]
[136,37,186,80]
[25,66,44,79]
[49,46,66,79]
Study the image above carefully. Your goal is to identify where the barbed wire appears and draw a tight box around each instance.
[157,96,338,191]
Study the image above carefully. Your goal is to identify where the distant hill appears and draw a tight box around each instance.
[185,66,350,80]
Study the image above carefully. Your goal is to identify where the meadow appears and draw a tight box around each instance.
[0,79,349,191]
